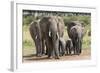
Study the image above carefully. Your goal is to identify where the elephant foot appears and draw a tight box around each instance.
[74,53,77,55]
[79,53,81,55]
[79,50,82,53]
[42,53,45,56]
[65,54,69,56]
[36,54,42,57]
[47,56,54,59]
[59,54,64,57]
[55,56,60,59]
[77,52,81,55]
[62,53,65,56]
[45,52,48,55]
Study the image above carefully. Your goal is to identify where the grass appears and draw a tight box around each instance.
[83,31,91,49]
[23,25,36,55]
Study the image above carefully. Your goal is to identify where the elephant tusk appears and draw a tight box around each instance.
[49,31,51,37]
[35,35,37,39]
[57,32,59,39]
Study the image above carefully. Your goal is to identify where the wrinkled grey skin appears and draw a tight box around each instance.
[67,21,84,38]
[65,39,73,55]
[29,19,42,57]
[59,37,66,56]
[40,16,64,59]
[67,21,84,55]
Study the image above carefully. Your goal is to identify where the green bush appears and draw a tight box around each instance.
[63,15,91,26]
[23,16,35,25]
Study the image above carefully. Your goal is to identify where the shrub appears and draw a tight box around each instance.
[23,16,35,25]
[63,15,91,26]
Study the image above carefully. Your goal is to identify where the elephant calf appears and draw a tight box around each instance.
[59,38,73,56]
[65,39,73,55]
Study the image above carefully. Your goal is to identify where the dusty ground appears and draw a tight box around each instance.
[23,49,91,63]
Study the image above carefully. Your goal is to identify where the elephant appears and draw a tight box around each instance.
[29,19,42,57]
[39,16,65,59]
[58,38,73,56]
[65,39,73,55]
[59,37,66,56]
[67,21,84,55]
[67,21,84,38]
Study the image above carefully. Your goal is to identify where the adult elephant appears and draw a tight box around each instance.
[39,16,64,59]
[67,21,84,55]
[29,19,42,57]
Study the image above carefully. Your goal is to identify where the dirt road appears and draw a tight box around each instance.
[23,49,91,63]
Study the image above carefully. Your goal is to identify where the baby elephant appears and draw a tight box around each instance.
[65,39,73,55]
[59,38,73,56]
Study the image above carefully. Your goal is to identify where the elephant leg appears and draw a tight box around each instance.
[67,47,69,55]
[62,44,65,56]
[75,40,78,55]
[70,47,73,55]
[77,39,81,55]
[46,38,54,58]
[45,47,48,55]
[78,40,80,55]
[54,41,60,59]
[75,45,77,55]
[35,42,39,57]
[54,49,59,59]
[66,48,68,55]
[47,42,51,58]
[79,40,82,54]
[61,49,65,56]
[33,39,38,56]
[72,40,76,55]
[41,39,45,55]
[68,47,70,55]
[48,45,55,59]
[35,40,41,57]
[67,48,69,55]
[45,41,49,55]
[59,41,65,56]
[47,47,52,58]
[70,43,73,55]
[58,43,61,56]
[65,44,68,55]
[69,46,71,55]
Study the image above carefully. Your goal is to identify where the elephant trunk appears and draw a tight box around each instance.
[52,32,60,59]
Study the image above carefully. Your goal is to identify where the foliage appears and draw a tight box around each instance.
[23,15,35,25]
[63,15,91,26]
[23,25,35,49]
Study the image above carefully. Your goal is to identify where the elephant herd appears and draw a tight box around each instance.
[29,16,84,59]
